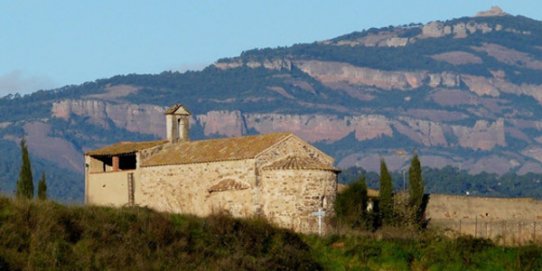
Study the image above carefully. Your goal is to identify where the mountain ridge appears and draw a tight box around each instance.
[1,8,542,200]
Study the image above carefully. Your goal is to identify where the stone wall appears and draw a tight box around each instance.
[87,170,134,206]
[87,135,339,234]
[426,194,542,244]
[260,169,337,233]
[256,136,338,233]
[139,159,257,217]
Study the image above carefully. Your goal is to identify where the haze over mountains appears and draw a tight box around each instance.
[1,7,542,201]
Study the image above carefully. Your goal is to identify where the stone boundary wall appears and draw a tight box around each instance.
[426,194,542,244]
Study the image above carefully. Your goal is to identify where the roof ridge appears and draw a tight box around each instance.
[85,140,168,156]
[193,132,293,143]
[262,155,339,172]
[87,133,292,156]
[140,132,295,167]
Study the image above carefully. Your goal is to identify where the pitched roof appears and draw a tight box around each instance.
[262,156,339,172]
[164,104,191,115]
[85,140,167,156]
[141,132,292,167]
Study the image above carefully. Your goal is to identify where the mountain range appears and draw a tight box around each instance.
[1,7,542,201]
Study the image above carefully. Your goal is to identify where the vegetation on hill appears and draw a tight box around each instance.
[37,173,47,201]
[335,156,428,233]
[0,197,318,270]
[334,177,371,230]
[306,233,542,270]
[408,154,424,227]
[379,159,394,226]
[15,139,33,200]
[2,12,542,202]
[0,195,541,270]
[326,173,542,270]
[339,166,542,199]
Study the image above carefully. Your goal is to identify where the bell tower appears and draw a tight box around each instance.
[164,104,191,143]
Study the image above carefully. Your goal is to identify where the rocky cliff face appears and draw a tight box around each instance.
[49,98,517,173]
[296,60,461,91]
[2,7,542,201]
[41,7,542,175]
[52,99,166,137]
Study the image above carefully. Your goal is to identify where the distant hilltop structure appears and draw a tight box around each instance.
[475,6,509,17]
[84,104,339,233]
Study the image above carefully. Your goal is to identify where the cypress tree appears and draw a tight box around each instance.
[408,153,424,225]
[379,159,394,225]
[16,138,34,199]
[38,172,47,200]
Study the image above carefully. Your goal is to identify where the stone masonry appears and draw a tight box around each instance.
[84,104,339,234]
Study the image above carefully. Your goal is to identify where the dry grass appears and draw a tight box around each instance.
[0,196,319,270]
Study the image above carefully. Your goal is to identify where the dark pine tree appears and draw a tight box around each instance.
[16,138,34,199]
[408,153,424,225]
[379,159,394,225]
[38,172,47,200]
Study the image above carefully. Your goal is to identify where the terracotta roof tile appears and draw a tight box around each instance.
[85,140,167,156]
[141,132,292,167]
[262,156,339,172]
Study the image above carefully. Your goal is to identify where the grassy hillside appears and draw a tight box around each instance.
[0,196,318,270]
[1,196,542,270]
[306,233,542,270]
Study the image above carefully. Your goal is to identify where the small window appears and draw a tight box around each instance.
[91,154,136,172]
[321,196,327,209]
[119,154,137,170]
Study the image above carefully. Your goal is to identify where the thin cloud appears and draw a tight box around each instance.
[0,70,57,96]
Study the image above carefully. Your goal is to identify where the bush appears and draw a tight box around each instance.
[0,196,320,270]
[305,232,542,270]
[334,177,375,230]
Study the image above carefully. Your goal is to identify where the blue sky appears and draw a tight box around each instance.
[1,1,541,95]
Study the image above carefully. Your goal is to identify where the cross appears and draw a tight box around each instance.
[311,208,326,235]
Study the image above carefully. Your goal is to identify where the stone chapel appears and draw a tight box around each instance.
[84,104,339,233]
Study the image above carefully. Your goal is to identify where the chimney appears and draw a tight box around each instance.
[164,104,191,143]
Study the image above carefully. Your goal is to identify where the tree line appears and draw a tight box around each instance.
[335,153,426,230]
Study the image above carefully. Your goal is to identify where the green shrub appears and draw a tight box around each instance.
[0,196,320,270]
[335,176,375,230]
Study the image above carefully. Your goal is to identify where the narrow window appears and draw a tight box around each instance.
[321,196,327,209]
